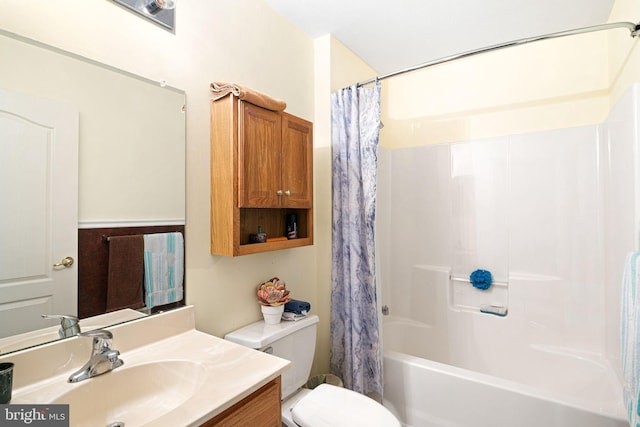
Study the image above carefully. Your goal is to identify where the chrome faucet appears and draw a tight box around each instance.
[42,314,81,338]
[68,329,124,383]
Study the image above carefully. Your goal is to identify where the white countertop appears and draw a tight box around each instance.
[0,306,290,426]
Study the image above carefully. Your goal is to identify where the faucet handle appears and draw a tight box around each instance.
[80,329,114,354]
[42,314,81,338]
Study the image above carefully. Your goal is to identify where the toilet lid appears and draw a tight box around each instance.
[291,384,401,427]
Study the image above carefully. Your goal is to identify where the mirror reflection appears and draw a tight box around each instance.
[0,30,186,355]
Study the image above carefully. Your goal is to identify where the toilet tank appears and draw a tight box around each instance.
[225,315,319,400]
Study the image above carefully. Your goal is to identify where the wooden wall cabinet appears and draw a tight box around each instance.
[200,377,282,427]
[210,95,313,256]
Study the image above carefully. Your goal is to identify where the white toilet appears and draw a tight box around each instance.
[225,314,401,427]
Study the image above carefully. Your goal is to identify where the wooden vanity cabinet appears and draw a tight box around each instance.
[211,95,313,256]
[200,377,282,427]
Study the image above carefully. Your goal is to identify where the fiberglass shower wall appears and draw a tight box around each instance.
[377,83,640,378]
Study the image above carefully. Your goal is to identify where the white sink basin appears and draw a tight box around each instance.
[53,361,206,427]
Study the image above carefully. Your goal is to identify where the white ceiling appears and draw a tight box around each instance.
[264,0,617,76]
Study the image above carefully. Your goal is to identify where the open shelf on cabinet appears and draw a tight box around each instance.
[237,208,313,256]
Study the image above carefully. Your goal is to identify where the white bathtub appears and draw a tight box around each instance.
[382,317,627,427]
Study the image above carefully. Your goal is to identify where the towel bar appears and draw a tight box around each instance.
[450,276,508,288]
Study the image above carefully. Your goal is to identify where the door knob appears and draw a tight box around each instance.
[53,256,74,268]
[276,190,283,196]
[284,190,291,196]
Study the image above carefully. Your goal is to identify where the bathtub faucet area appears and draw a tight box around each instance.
[68,329,123,383]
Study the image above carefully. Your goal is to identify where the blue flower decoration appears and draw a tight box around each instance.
[470,269,492,290]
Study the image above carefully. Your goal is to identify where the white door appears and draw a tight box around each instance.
[0,89,78,338]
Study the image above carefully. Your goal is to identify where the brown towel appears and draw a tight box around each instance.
[106,235,145,312]
[210,81,287,111]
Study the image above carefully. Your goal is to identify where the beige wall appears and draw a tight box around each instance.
[379,5,640,149]
[381,31,612,148]
[0,0,328,371]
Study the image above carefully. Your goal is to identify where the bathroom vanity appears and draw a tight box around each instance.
[0,306,288,426]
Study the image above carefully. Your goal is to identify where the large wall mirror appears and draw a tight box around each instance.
[0,30,186,355]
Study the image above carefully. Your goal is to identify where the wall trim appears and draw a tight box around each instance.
[78,219,185,229]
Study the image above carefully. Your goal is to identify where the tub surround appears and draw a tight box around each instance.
[377,82,640,425]
[0,306,289,426]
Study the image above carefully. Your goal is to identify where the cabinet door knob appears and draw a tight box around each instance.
[276,190,283,196]
[284,190,291,196]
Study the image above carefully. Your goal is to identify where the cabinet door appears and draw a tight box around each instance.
[281,113,313,208]
[239,102,281,208]
[201,377,282,426]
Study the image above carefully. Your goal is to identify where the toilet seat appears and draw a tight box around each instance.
[291,384,401,427]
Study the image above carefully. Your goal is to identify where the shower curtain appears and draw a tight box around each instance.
[330,81,382,397]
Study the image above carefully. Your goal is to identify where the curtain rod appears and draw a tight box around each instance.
[357,20,640,87]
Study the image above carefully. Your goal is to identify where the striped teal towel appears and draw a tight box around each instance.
[622,252,640,427]
[143,232,184,309]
